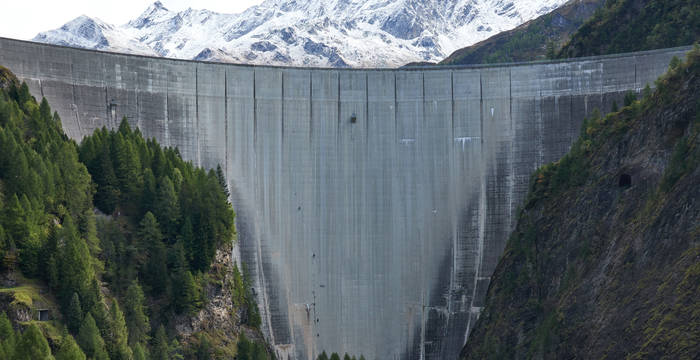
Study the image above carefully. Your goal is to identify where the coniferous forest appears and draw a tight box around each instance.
[0,66,268,359]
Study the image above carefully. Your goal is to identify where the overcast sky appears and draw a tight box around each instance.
[0,0,265,40]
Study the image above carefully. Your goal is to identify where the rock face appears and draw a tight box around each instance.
[173,248,267,356]
[31,0,569,67]
[0,38,690,359]
[461,49,700,359]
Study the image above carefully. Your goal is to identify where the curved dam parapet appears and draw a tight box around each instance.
[0,37,690,359]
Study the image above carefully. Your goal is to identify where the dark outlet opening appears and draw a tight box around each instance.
[350,114,357,123]
[619,174,632,187]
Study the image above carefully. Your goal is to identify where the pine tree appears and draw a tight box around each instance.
[77,313,108,360]
[58,216,94,308]
[138,212,168,295]
[330,353,341,360]
[67,293,83,334]
[141,168,157,217]
[152,325,169,360]
[107,300,132,360]
[118,117,132,136]
[237,332,251,360]
[173,269,198,314]
[343,354,351,360]
[124,281,150,346]
[112,132,143,211]
[195,334,211,360]
[215,164,230,198]
[83,280,109,336]
[180,217,196,267]
[0,312,16,358]
[138,212,163,248]
[55,334,86,360]
[154,176,180,239]
[170,339,184,360]
[145,238,168,296]
[15,323,53,360]
[132,342,147,360]
[94,144,120,214]
[317,351,329,360]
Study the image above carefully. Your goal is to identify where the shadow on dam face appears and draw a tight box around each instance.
[0,37,690,359]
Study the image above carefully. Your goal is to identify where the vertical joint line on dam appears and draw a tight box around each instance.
[309,71,313,142]
[337,71,341,145]
[165,71,170,147]
[449,70,456,318]
[281,71,285,145]
[365,72,369,145]
[69,62,83,138]
[195,66,201,165]
[253,69,257,149]
[394,72,398,141]
[224,69,229,175]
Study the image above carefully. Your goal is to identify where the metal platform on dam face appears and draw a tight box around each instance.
[0,37,690,359]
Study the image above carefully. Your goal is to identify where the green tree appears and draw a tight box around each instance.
[141,168,157,217]
[623,91,637,107]
[55,334,86,360]
[317,351,329,360]
[215,164,230,198]
[0,312,16,358]
[15,323,53,360]
[154,176,180,239]
[93,144,120,214]
[113,120,143,206]
[330,353,341,360]
[77,313,108,360]
[58,216,94,308]
[152,325,169,360]
[237,332,251,360]
[179,217,196,267]
[67,293,83,334]
[137,212,163,248]
[132,342,147,360]
[172,269,198,314]
[107,300,132,360]
[195,334,211,360]
[137,212,168,295]
[124,281,150,346]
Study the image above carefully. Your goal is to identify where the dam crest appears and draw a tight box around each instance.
[0,38,690,359]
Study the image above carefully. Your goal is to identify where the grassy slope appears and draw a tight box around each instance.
[461,48,700,359]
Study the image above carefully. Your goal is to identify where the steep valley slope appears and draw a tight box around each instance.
[461,48,700,359]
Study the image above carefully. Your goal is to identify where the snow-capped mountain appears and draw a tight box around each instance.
[33,0,568,68]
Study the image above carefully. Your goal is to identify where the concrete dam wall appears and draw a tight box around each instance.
[0,38,690,359]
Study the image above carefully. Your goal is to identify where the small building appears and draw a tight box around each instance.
[38,309,49,321]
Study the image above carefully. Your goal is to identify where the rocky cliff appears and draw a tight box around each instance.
[461,48,699,359]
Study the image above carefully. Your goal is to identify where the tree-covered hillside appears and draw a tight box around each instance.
[0,65,269,359]
[461,47,700,359]
[558,0,700,58]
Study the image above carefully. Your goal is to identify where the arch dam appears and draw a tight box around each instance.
[0,38,690,360]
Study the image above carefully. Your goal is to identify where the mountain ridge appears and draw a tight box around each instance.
[32,0,568,67]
